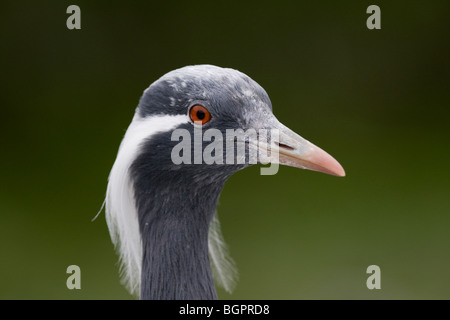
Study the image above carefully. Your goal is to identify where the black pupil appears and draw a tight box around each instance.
[196,110,205,120]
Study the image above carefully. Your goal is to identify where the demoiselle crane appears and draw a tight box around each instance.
[104,65,345,299]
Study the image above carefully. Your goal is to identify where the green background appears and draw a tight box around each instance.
[1,1,449,299]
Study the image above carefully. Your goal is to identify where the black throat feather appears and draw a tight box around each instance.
[130,131,239,300]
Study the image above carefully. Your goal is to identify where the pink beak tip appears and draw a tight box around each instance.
[304,144,346,177]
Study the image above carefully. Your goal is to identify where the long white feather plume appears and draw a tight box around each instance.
[104,112,237,297]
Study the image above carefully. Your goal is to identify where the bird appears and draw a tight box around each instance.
[104,64,345,300]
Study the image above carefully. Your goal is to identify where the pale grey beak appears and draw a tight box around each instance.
[258,116,345,177]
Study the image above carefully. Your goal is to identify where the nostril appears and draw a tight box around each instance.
[275,142,295,151]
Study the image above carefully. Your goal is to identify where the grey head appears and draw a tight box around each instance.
[133,64,275,181]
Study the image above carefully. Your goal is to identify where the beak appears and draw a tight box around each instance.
[260,116,345,177]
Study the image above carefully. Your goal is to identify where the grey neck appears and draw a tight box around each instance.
[135,179,225,300]
[129,130,240,299]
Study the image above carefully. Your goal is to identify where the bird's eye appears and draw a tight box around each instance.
[189,105,211,125]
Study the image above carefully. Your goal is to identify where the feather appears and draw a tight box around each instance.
[105,113,189,297]
[208,212,238,294]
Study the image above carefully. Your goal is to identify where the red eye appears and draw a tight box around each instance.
[189,105,211,124]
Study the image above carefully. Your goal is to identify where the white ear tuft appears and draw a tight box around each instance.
[105,113,189,297]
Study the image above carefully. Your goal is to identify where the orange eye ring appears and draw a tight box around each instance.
[189,105,211,125]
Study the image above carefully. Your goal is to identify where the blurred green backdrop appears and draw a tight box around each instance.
[1,1,449,299]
